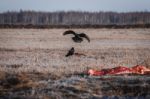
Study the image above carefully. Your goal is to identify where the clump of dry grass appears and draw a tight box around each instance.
[0,71,49,98]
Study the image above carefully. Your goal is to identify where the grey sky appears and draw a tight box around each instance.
[0,0,150,12]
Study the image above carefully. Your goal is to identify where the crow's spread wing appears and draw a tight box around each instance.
[79,33,90,42]
[63,30,76,36]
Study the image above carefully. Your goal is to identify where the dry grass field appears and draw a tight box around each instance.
[0,28,150,98]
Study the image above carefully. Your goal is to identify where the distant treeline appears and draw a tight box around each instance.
[0,11,150,28]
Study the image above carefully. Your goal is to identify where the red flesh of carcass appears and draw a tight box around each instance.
[88,65,150,76]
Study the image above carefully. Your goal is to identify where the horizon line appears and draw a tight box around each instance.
[0,9,150,14]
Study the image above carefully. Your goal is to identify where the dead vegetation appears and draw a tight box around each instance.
[0,28,150,98]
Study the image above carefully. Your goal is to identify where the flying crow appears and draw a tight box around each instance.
[63,30,90,43]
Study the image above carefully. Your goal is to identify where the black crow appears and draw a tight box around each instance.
[65,47,75,57]
[63,30,90,43]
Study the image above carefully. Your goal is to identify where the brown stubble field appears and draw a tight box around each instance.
[0,28,150,98]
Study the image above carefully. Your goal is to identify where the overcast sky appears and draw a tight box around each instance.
[0,0,150,12]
